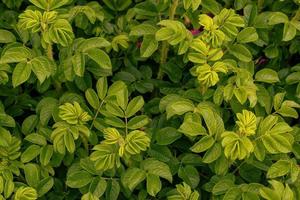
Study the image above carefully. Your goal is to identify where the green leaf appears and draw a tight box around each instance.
[25,134,47,146]
[30,0,70,10]
[125,96,144,118]
[4,179,14,198]
[37,177,54,197]
[178,165,200,189]
[14,186,38,200]
[21,145,41,163]
[78,37,111,52]
[105,180,120,200]
[125,130,150,155]
[24,163,40,188]
[40,145,53,166]
[85,88,100,110]
[89,177,107,198]
[86,48,112,71]
[0,29,16,43]
[146,174,161,197]
[66,171,93,188]
[267,160,290,179]
[277,106,298,118]
[140,35,158,58]
[12,62,31,88]
[141,158,172,182]
[156,127,182,145]
[90,144,119,171]
[121,168,146,191]
[0,46,32,64]
[223,187,242,200]
[64,131,75,153]
[228,44,252,62]
[49,19,74,47]
[267,12,289,25]
[283,22,297,41]
[21,115,39,135]
[202,143,222,163]
[237,27,258,43]
[96,77,107,100]
[166,100,195,119]
[130,24,158,36]
[127,115,149,129]
[31,56,54,83]
[286,72,300,84]
[0,113,15,128]
[190,135,215,153]
[255,68,279,84]
[72,52,85,77]
[107,81,128,110]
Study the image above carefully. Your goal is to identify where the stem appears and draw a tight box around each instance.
[89,100,105,130]
[157,0,179,80]
[232,160,246,174]
[125,116,128,136]
[258,0,264,12]
[292,8,300,21]
[47,43,54,61]
[46,42,62,92]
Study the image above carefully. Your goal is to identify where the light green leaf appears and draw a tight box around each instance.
[202,143,222,163]
[78,37,111,52]
[24,163,40,188]
[140,35,158,58]
[125,96,144,118]
[37,177,54,197]
[127,115,149,129]
[21,145,41,163]
[96,77,108,100]
[255,68,279,84]
[267,12,289,25]
[237,27,258,43]
[146,174,161,197]
[85,88,100,110]
[86,48,112,71]
[141,158,172,183]
[0,47,32,64]
[166,100,195,119]
[228,44,252,62]
[12,62,31,87]
[283,22,297,41]
[267,160,290,179]
[0,29,16,43]
[130,24,158,36]
[190,135,215,153]
[66,171,93,188]
[49,19,74,47]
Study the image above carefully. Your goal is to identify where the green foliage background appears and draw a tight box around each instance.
[0,0,300,199]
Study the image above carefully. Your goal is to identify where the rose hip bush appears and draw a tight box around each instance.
[0,0,300,199]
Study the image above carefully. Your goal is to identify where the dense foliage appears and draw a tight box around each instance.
[1,0,300,199]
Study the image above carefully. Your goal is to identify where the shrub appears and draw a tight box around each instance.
[0,0,300,199]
